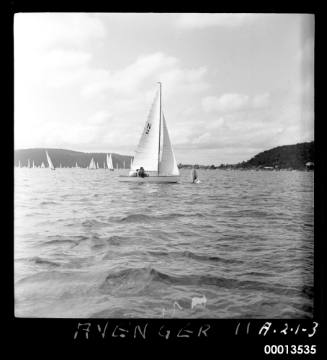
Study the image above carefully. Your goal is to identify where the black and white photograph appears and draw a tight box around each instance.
[14,13,314,319]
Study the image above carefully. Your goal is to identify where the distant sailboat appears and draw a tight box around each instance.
[46,151,55,170]
[119,83,180,182]
[27,159,30,168]
[32,160,35,168]
[96,162,99,169]
[106,154,114,171]
[88,157,96,170]
[75,162,78,168]
[18,160,21,168]
[41,162,45,168]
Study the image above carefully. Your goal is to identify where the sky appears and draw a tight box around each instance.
[14,13,314,165]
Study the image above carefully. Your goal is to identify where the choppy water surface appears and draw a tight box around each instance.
[14,168,314,318]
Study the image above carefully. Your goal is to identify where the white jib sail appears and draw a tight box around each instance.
[46,151,55,170]
[131,88,160,172]
[89,158,96,169]
[107,154,113,170]
[158,113,180,176]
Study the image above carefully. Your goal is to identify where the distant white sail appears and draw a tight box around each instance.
[123,160,125,169]
[75,162,78,168]
[32,160,35,168]
[88,157,96,169]
[27,159,30,168]
[45,151,55,170]
[18,160,21,168]
[106,154,114,170]
[41,162,45,168]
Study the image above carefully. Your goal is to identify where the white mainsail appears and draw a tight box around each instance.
[27,159,30,168]
[32,160,35,168]
[107,154,113,170]
[41,162,45,168]
[131,88,161,172]
[88,158,96,169]
[130,85,179,177]
[158,113,179,176]
[46,151,55,170]
[75,162,78,168]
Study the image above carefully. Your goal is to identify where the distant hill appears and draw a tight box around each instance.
[14,148,133,169]
[225,141,314,170]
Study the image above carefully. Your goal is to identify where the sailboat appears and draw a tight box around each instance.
[75,162,79,168]
[27,159,30,168]
[41,162,45,168]
[119,83,180,183]
[106,154,114,171]
[18,160,21,168]
[32,160,35,168]
[88,157,96,170]
[46,151,55,170]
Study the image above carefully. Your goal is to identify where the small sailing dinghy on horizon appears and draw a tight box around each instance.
[88,157,96,170]
[46,150,55,170]
[119,83,180,183]
[106,154,114,171]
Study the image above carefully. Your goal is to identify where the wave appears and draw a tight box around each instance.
[41,235,89,247]
[40,201,59,205]
[147,249,243,265]
[99,266,303,297]
[28,256,61,267]
[108,212,206,223]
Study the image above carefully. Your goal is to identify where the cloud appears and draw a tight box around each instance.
[81,52,209,98]
[202,93,249,113]
[14,13,106,51]
[176,13,257,29]
[202,92,270,113]
[252,93,270,108]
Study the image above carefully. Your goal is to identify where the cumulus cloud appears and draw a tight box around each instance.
[176,13,257,29]
[202,92,270,113]
[81,53,209,98]
[14,13,106,51]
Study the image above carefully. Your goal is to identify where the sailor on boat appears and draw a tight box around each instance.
[138,167,149,178]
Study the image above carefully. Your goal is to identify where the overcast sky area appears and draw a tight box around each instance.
[14,13,314,165]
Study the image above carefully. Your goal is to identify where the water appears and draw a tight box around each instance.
[14,168,314,318]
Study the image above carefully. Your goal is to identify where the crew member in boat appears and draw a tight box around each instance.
[191,166,198,183]
[138,167,148,178]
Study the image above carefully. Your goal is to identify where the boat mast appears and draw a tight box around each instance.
[157,82,162,176]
